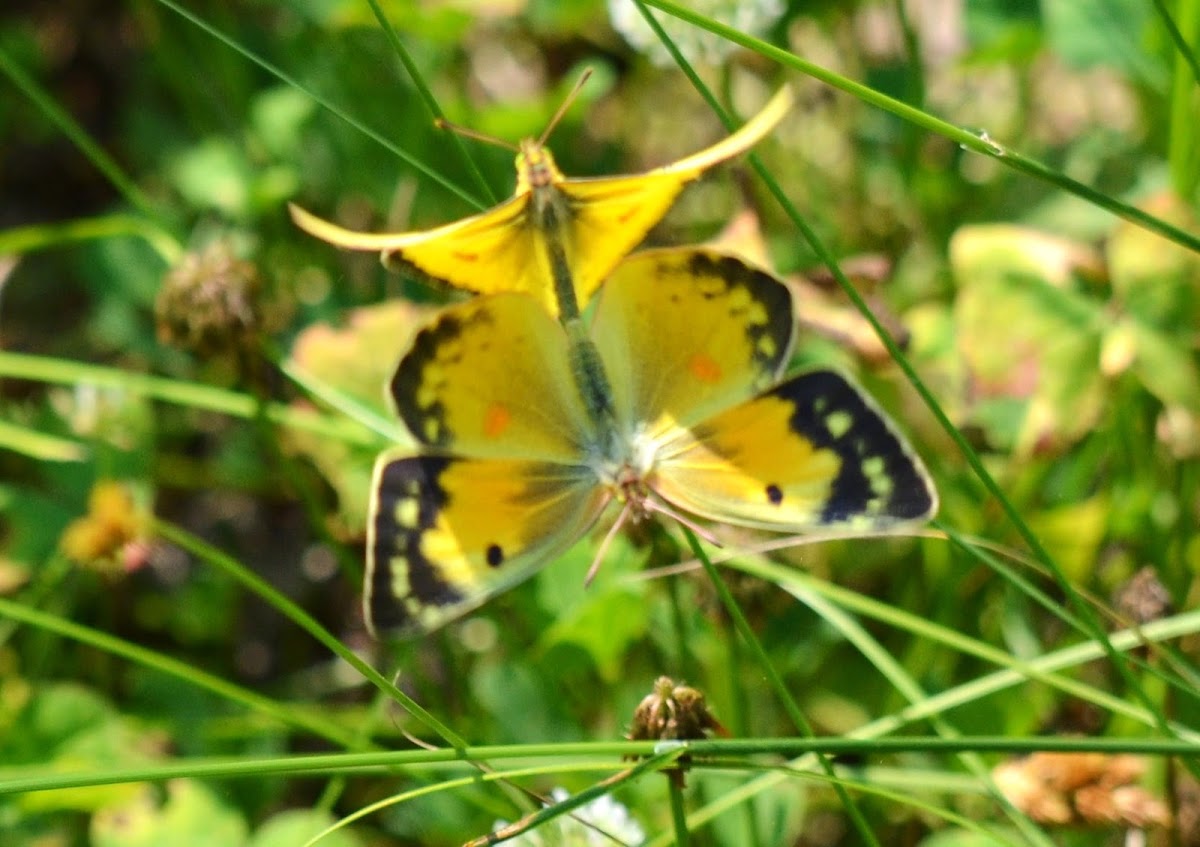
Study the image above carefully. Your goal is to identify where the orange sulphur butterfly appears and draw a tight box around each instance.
[365,248,937,634]
[289,86,793,321]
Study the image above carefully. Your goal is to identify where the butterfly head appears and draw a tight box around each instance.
[514,140,565,195]
[606,455,656,517]
[591,426,684,527]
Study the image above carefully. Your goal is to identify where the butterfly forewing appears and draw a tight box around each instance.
[389,294,598,460]
[591,248,794,437]
[652,369,937,532]
[560,84,796,307]
[558,172,696,307]
[378,199,562,316]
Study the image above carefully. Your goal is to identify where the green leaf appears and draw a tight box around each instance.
[952,225,1109,454]
[1106,192,1200,332]
[1026,494,1111,582]
[540,583,649,683]
[535,535,650,682]
[918,827,1024,847]
[1042,0,1168,87]
[169,138,253,218]
[471,660,580,743]
[9,684,161,814]
[251,87,318,160]
[1123,318,1200,412]
[90,780,248,847]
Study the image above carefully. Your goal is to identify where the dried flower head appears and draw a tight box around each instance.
[1113,566,1174,626]
[993,751,1170,829]
[628,676,727,742]
[156,240,262,358]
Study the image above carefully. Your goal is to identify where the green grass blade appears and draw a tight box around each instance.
[0,596,362,748]
[680,527,883,847]
[0,419,86,463]
[154,520,468,750]
[362,0,497,206]
[0,214,182,265]
[1155,0,1200,196]
[0,351,389,448]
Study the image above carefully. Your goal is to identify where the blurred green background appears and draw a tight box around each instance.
[1,0,1198,844]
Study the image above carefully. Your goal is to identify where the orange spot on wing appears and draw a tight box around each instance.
[688,353,723,383]
[452,251,479,262]
[484,404,512,438]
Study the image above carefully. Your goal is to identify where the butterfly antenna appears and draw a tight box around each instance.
[584,499,633,587]
[433,117,519,153]
[643,496,724,549]
[401,728,440,752]
[537,67,593,147]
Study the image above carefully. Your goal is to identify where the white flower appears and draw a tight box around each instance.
[608,0,784,66]
[495,787,645,845]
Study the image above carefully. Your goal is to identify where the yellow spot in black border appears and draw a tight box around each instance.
[826,410,853,439]
[389,556,411,596]
[863,456,894,497]
[394,497,420,529]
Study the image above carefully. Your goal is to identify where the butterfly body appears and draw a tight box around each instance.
[290,86,795,321]
[366,248,937,634]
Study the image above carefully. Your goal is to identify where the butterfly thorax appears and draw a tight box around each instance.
[589,423,660,509]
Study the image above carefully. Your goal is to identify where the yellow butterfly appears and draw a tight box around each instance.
[365,248,937,634]
[289,86,793,321]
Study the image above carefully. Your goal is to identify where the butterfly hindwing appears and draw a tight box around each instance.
[366,451,606,634]
[652,369,937,532]
[591,248,795,436]
[389,293,597,460]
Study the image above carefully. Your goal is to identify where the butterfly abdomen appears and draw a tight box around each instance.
[527,174,584,322]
